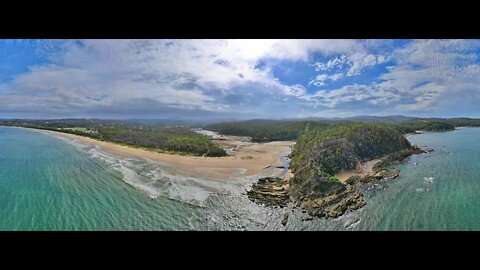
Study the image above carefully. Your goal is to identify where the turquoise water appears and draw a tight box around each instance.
[299,127,480,231]
[357,127,480,230]
[0,127,203,230]
[1,126,480,230]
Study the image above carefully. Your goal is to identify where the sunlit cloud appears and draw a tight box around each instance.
[1,39,479,119]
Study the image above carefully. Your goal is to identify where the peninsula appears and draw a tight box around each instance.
[2,116,479,220]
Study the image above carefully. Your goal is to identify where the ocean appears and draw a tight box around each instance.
[1,126,479,230]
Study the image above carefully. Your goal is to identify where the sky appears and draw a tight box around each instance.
[1,39,480,120]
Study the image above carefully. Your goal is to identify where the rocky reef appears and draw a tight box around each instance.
[246,177,290,207]
[301,185,366,218]
[247,147,423,221]
[246,123,427,222]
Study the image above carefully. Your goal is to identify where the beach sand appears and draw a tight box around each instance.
[39,129,295,181]
[335,159,381,183]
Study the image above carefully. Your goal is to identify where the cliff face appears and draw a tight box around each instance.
[287,123,413,217]
[291,124,410,191]
[247,123,424,221]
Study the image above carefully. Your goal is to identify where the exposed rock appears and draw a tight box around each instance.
[247,177,290,207]
[324,192,366,218]
[300,188,367,218]
[247,127,428,222]
[292,146,426,219]
[281,213,289,226]
[373,171,385,179]
[373,146,425,171]
[345,175,361,185]
[386,170,400,179]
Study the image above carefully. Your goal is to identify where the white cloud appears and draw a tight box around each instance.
[313,55,349,71]
[0,39,376,117]
[312,84,400,108]
[377,39,480,115]
[308,72,345,87]
[329,73,344,81]
[3,39,480,119]
[346,53,388,76]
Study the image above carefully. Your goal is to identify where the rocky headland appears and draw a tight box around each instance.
[246,123,427,222]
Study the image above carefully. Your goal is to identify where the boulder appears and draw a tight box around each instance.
[281,213,289,226]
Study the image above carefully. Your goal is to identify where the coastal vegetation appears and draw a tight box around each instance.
[0,119,226,157]
[205,117,480,142]
[3,116,480,222]
[248,122,424,219]
[291,123,411,178]
[204,120,333,142]
[395,120,455,133]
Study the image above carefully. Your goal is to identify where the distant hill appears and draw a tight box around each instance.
[204,116,480,141]
[342,115,417,123]
[282,115,417,123]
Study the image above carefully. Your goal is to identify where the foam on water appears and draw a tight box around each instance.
[51,133,261,208]
[20,127,480,230]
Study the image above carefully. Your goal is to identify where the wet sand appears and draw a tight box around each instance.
[38,129,295,181]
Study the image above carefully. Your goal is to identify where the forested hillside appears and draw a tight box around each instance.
[290,123,412,196]
[205,117,480,142]
[247,122,421,218]
[204,120,333,142]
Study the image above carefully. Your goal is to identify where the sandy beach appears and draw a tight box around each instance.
[38,129,295,181]
[335,159,381,183]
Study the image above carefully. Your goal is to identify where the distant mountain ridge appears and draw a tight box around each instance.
[299,115,418,123]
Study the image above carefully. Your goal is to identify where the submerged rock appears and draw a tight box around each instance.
[386,170,400,179]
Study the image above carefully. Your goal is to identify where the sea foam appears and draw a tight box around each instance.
[53,134,257,207]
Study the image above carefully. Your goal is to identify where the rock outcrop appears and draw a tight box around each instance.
[247,124,428,221]
[246,177,290,207]
[302,188,367,218]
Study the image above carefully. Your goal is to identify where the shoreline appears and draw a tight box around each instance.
[335,159,381,183]
[21,127,294,181]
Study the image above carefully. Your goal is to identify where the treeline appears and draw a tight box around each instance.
[395,118,480,133]
[204,120,333,142]
[0,119,226,157]
[92,125,226,156]
[204,117,480,142]
[292,123,410,176]
[290,123,412,195]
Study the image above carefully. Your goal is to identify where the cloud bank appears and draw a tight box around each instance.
[1,39,479,119]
